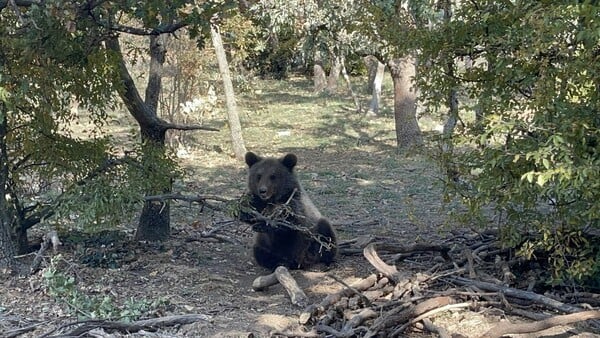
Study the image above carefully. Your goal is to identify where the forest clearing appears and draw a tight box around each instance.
[2,1,600,337]
[2,78,599,337]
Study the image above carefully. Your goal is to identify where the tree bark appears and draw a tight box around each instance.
[327,51,341,94]
[341,57,361,112]
[388,56,423,150]
[210,22,246,160]
[367,59,385,117]
[364,55,379,93]
[106,35,172,241]
[313,51,327,94]
[0,104,18,271]
[441,0,459,181]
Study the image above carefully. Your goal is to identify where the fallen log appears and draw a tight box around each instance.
[479,310,600,338]
[252,266,308,307]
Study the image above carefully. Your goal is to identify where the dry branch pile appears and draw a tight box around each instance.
[269,233,600,338]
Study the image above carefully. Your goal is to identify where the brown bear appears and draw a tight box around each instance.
[239,151,337,270]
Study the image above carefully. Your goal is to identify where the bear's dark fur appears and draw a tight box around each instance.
[239,151,337,270]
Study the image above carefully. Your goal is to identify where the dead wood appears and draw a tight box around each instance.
[341,239,451,258]
[392,301,471,336]
[144,193,231,211]
[3,321,47,338]
[39,314,212,337]
[465,249,477,278]
[30,230,61,275]
[271,329,321,337]
[478,310,600,338]
[366,296,457,337]
[447,276,585,313]
[363,243,402,283]
[422,318,451,338]
[327,273,373,307]
[364,303,414,337]
[315,308,377,337]
[377,242,451,261]
[252,266,308,307]
[300,274,378,324]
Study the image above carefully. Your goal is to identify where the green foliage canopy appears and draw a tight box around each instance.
[0,0,225,248]
[418,1,600,283]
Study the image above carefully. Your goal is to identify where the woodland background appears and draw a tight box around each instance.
[0,1,599,337]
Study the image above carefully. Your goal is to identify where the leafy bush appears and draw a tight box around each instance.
[42,255,169,321]
[420,2,600,284]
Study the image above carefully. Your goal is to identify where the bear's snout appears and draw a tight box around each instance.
[258,186,271,200]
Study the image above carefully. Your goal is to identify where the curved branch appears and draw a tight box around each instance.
[479,310,600,338]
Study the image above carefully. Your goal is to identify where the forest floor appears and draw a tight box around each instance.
[1,78,599,337]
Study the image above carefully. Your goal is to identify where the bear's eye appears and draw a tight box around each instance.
[269,174,277,180]
[256,174,262,180]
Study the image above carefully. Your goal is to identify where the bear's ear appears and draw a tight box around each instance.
[281,153,297,170]
[245,152,261,167]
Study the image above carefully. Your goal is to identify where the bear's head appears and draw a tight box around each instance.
[245,152,299,203]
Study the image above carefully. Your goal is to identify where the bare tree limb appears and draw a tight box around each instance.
[363,243,402,283]
[39,314,212,338]
[446,276,586,314]
[478,310,600,338]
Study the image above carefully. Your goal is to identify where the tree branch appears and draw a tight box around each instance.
[479,310,600,338]
[144,193,231,211]
[162,122,219,132]
[105,36,158,128]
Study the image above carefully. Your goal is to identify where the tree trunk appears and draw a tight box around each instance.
[137,124,171,241]
[364,55,379,94]
[0,105,18,271]
[106,35,172,241]
[441,0,459,181]
[388,56,423,150]
[367,60,385,117]
[313,51,327,94]
[341,57,361,113]
[327,51,342,94]
[210,22,246,160]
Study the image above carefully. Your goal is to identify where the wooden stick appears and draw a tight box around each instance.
[478,310,600,338]
[363,243,401,283]
[422,318,452,338]
[392,302,471,336]
[252,266,308,307]
[315,308,376,337]
[300,274,378,324]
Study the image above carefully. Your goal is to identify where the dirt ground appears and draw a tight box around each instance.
[1,79,599,337]
[2,146,598,338]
